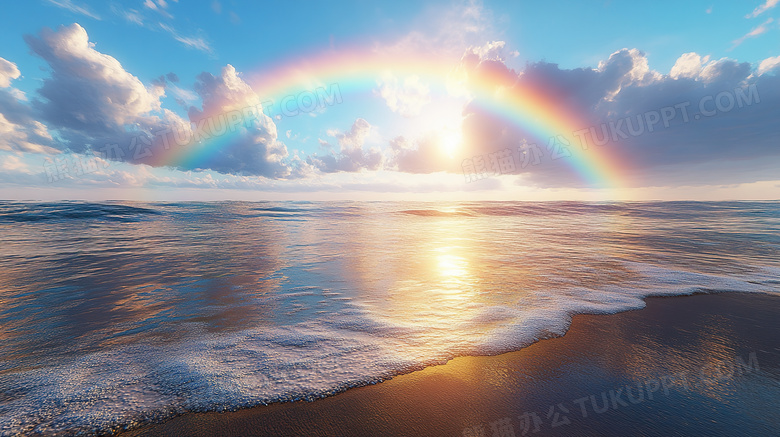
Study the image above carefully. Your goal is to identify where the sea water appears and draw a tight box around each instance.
[0,201,778,435]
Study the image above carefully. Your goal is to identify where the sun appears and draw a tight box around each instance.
[439,125,463,158]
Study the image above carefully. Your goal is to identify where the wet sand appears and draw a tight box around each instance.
[124,292,780,436]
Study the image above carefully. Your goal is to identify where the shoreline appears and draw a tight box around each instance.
[123,292,780,436]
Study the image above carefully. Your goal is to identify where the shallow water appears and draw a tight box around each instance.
[0,201,778,435]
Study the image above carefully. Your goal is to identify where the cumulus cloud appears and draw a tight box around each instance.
[190,65,257,116]
[469,41,517,61]
[376,74,431,117]
[185,64,290,177]
[25,24,165,132]
[757,55,780,76]
[0,111,55,154]
[597,48,662,98]
[22,23,188,162]
[0,58,21,88]
[8,21,780,191]
[445,47,780,188]
[22,24,292,178]
[670,52,710,79]
[383,48,669,178]
[0,57,56,154]
[698,57,752,83]
[308,118,383,173]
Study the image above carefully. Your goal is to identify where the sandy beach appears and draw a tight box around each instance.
[123,292,780,437]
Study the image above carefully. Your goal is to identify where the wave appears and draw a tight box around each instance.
[1,201,779,435]
[398,209,475,217]
[0,264,777,436]
[0,202,161,223]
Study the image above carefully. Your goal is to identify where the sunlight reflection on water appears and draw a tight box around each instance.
[0,201,779,434]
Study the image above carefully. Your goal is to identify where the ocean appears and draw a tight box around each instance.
[0,201,778,435]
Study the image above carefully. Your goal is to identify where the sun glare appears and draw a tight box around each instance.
[439,125,463,158]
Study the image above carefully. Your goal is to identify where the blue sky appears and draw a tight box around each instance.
[0,0,779,200]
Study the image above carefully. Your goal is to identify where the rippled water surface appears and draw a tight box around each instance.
[0,201,778,435]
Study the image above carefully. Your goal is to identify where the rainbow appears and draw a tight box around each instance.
[152,48,630,190]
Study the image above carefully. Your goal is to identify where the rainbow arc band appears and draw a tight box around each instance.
[159,49,629,190]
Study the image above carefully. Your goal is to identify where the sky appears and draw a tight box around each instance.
[0,0,778,201]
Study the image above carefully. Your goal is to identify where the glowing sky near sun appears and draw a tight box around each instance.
[0,1,779,200]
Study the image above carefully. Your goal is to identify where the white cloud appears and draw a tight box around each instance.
[45,0,101,20]
[669,55,753,84]
[732,18,774,48]
[746,0,779,18]
[308,119,383,173]
[192,64,259,114]
[757,55,780,75]
[387,134,459,174]
[596,48,661,99]
[159,23,212,53]
[122,9,144,25]
[22,23,196,161]
[0,154,23,171]
[456,48,780,188]
[0,58,57,154]
[168,84,198,103]
[186,64,291,177]
[470,40,514,61]
[0,57,20,88]
[8,88,26,101]
[380,0,502,60]
[335,118,372,153]
[112,3,209,52]
[143,0,172,18]
[0,155,30,173]
[603,49,661,85]
[25,24,165,131]
[670,52,710,79]
[698,58,750,83]
[0,113,55,154]
[376,74,431,117]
